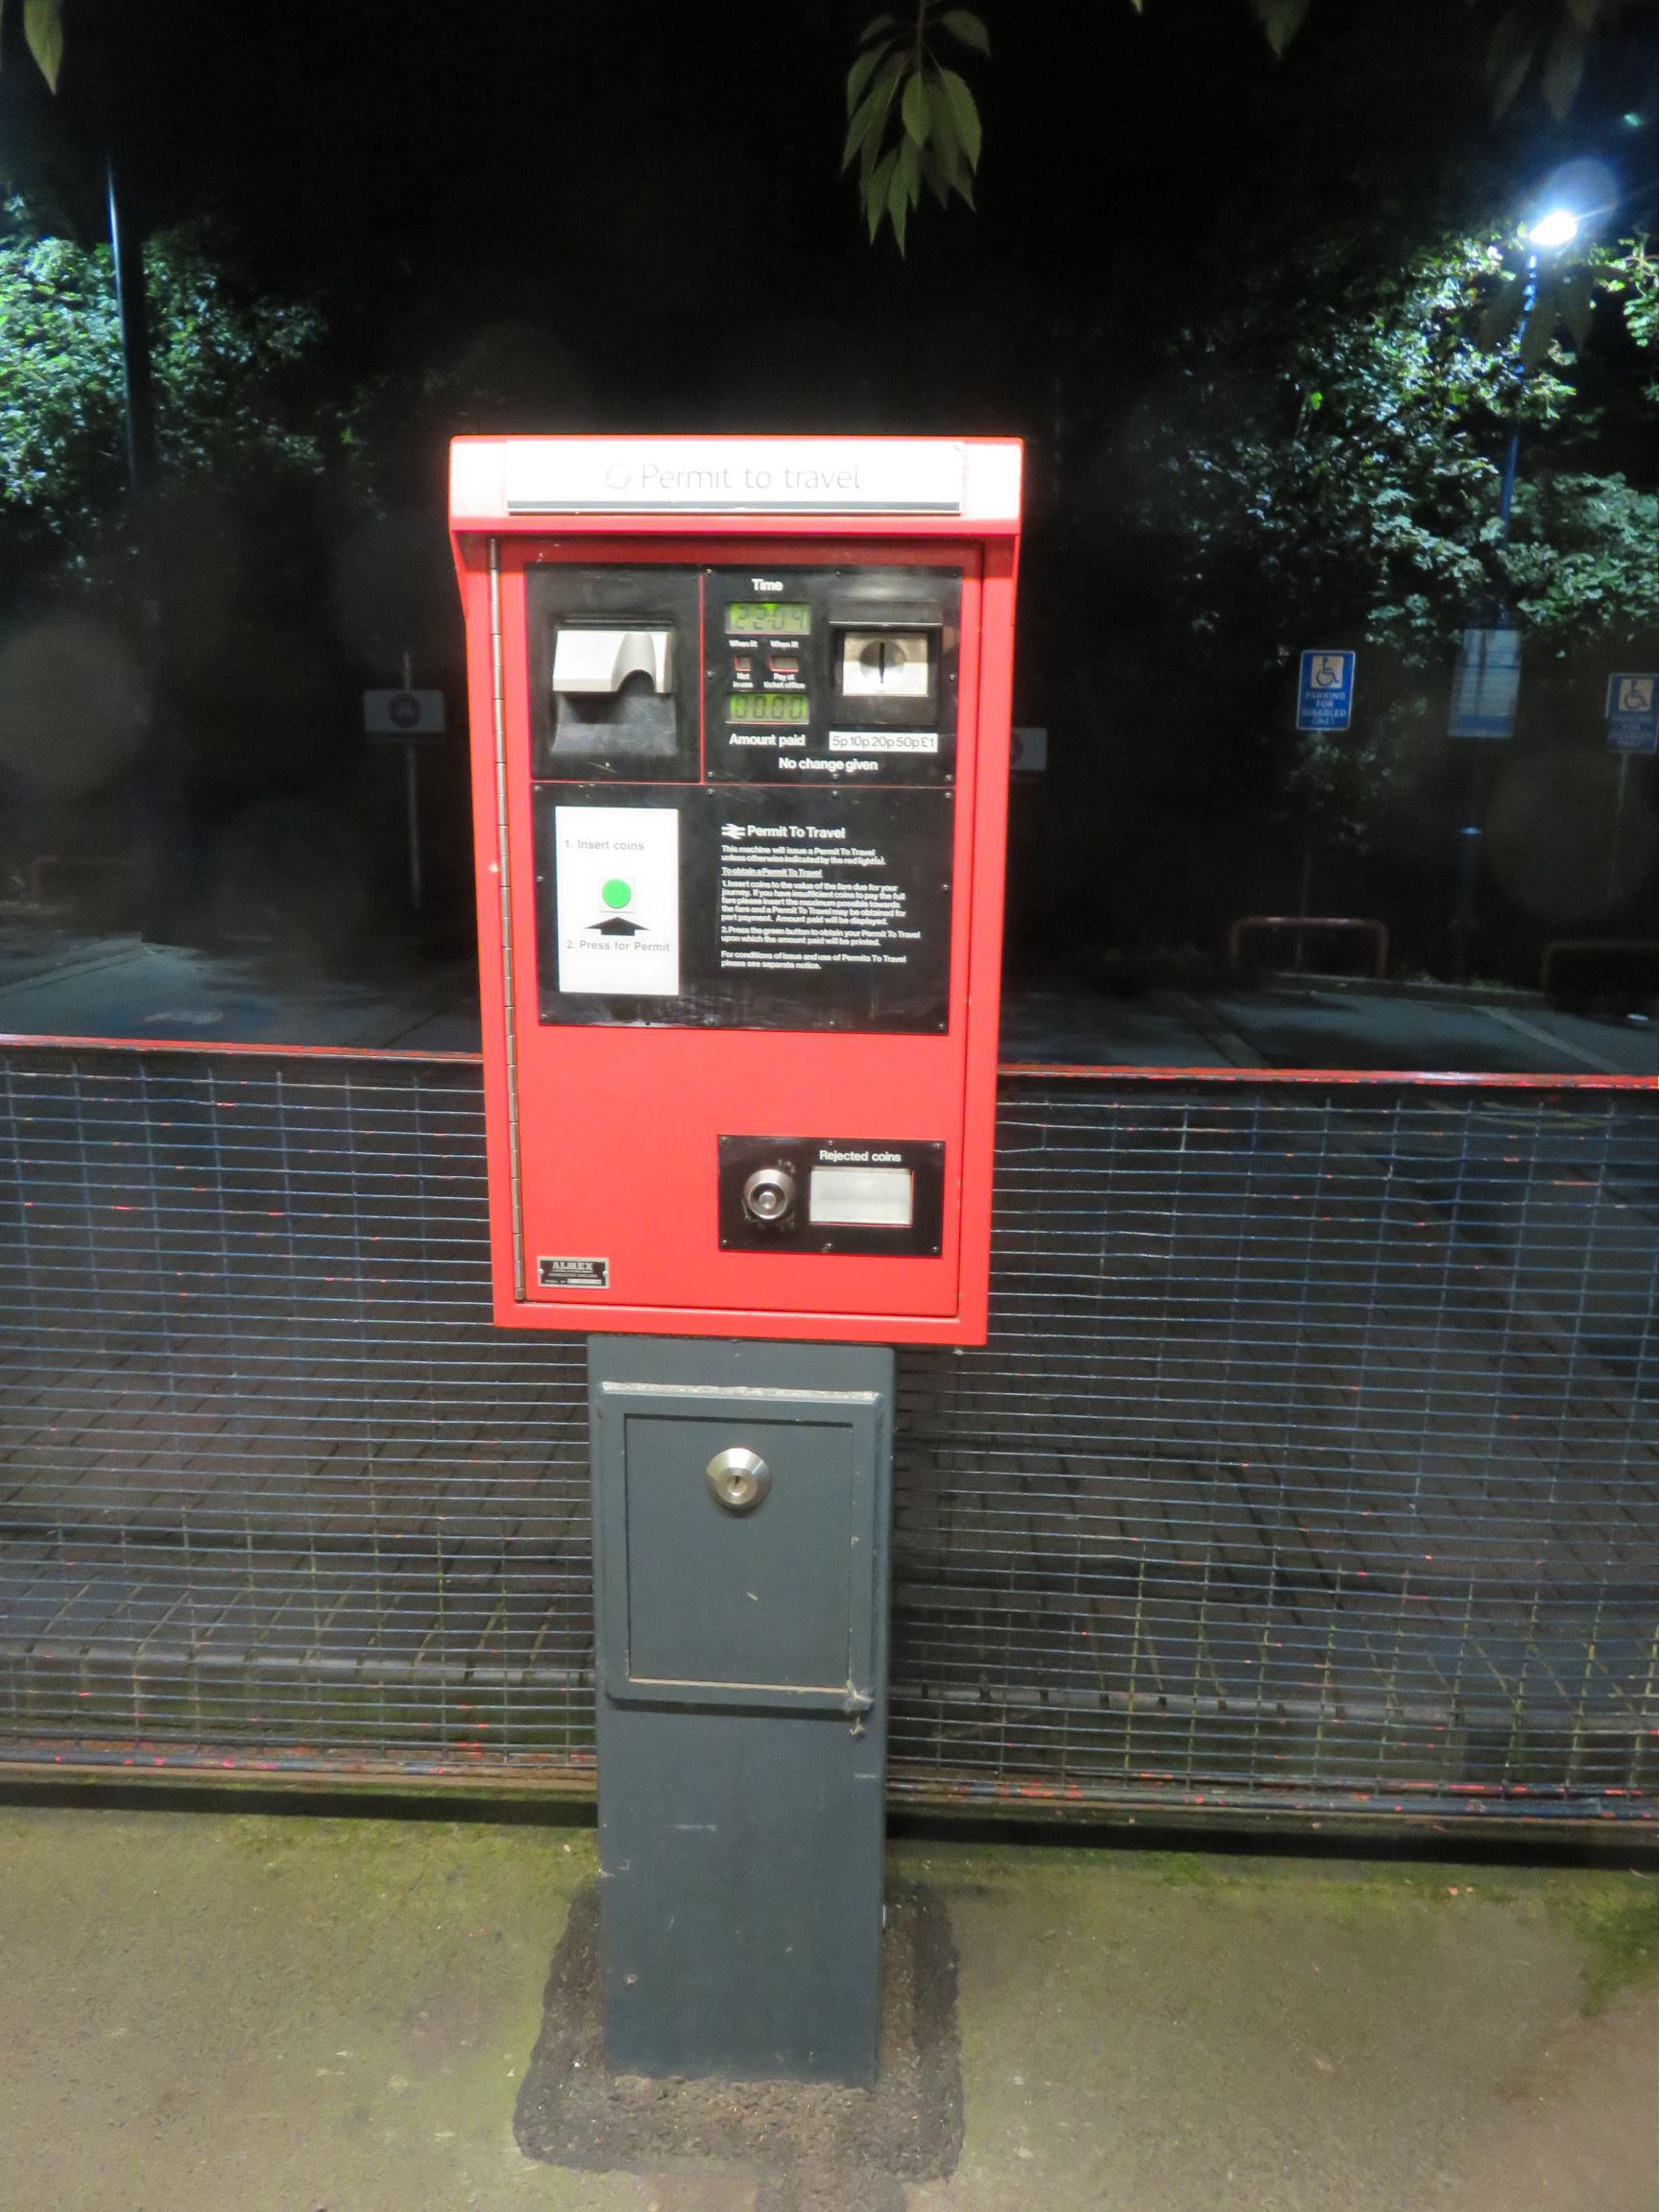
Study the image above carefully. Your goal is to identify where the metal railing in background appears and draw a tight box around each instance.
[1540,938,1659,1001]
[1227,915,1389,978]
[1,1043,1654,1831]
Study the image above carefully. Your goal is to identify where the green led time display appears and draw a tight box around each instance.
[725,602,811,636]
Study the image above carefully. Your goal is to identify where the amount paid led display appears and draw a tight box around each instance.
[727,691,810,724]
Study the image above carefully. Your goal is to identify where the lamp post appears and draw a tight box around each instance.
[1495,208,1578,547]
[1449,204,1581,985]
[105,151,156,498]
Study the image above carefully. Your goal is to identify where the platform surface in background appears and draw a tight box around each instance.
[2,915,1655,1071]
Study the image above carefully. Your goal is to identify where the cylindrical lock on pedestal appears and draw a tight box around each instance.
[705,1447,771,1512]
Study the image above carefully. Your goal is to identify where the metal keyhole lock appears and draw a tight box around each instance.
[705,1447,771,1514]
[741,1165,795,1227]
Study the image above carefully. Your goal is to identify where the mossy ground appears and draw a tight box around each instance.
[0,1808,1652,2211]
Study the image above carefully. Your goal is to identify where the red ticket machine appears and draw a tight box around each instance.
[449,435,1022,1346]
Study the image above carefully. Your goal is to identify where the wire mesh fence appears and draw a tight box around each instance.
[0,1047,592,1780]
[892,1074,1658,1825]
[1,1044,1654,1827]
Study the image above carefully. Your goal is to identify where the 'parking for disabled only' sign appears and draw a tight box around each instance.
[1296,650,1355,732]
[1606,674,1658,756]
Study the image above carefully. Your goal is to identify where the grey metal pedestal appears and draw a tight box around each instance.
[588,1335,894,2085]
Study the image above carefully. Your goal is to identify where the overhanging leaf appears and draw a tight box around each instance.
[938,8,991,53]
[902,69,931,146]
[23,0,62,89]
[927,73,961,163]
[894,131,921,215]
[935,67,982,168]
[1477,271,1527,350]
[1538,25,1586,115]
[942,134,974,209]
[1480,12,1540,114]
[1248,0,1313,57]
[864,148,898,242]
[1555,264,1597,348]
[1472,1,1616,118]
[0,0,66,89]
[845,42,888,112]
[1518,301,1557,368]
[842,58,903,172]
[924,103,974,208]
[857,73,906,183]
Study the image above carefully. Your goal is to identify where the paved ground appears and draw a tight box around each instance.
[2,913,1653,1071]
[0,919,476,1053]
[0,1807,1652,2212]
[998,981,1658,1076]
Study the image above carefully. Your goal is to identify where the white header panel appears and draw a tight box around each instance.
[502,438,965,515]
[451,438,1022,525]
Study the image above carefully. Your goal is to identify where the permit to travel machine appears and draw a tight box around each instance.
[450,435,1022,2089]
[449,433,1022,1348]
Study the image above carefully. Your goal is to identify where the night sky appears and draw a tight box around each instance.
[36,3,1641,641]
[3,2,1653,967]
[40,0,1644,429]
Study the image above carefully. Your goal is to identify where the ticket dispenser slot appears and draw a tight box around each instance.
[528,565,699,781]
[554,622,673,724]
[551,624,677,761]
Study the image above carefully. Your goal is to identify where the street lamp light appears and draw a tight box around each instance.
[1525,207,1581,252]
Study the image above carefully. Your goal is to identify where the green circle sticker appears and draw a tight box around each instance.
[600,878,633,910]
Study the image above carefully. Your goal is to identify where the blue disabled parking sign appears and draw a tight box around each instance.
[1296,650,1356,732]
[1606,674,1659,756]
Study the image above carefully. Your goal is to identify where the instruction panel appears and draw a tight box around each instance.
[534,786,950,1030]
[528,562,960,1034]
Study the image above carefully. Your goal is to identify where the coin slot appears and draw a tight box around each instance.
[837,629,934,700]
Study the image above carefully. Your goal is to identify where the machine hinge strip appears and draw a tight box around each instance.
[489,537,527,1302]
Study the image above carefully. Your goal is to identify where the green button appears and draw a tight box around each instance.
[601,878,632,910]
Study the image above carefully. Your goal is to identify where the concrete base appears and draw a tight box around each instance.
[515,1881,961,2208]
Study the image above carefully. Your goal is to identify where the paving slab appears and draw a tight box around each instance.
[0,1809,1653,2212]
